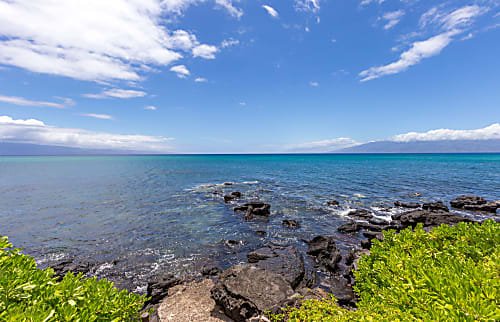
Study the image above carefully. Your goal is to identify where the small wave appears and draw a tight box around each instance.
[95,262,114,274]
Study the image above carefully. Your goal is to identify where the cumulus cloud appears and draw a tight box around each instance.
[295,0,320,13]
[0,115,173,152]
[262,5,279,18]
[170,65,190,78]
[81,113,114,120]
[382,10,405,30]
[83,89,147,99]
[389,123,500,142]
[0,0,221,82]
[194,77,208,82]
[144,105,158,110]
[286,137,359,152]
[0,94,73,108]
[192,44,218,59]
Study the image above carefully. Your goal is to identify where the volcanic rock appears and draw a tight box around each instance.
[337,222,359,233]
[450,195,499,213]
[422,201,449,212]
[394,201,420,208]
[306,236,342,272]
[282,219,300,229]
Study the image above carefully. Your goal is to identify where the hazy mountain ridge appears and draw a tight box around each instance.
[335,139,500,153]
[0,142,136,156]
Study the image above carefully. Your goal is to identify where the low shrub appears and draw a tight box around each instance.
[0,236,146,321]
[271,220,500,321]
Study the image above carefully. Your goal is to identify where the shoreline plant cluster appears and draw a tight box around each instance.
[0,236,146,321]
[271,220,500,321]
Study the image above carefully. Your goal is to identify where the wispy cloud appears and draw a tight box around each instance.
[195,77,208,82]
[83,89,147,99]
[310,81,319,86]
[0,115,173,152]
[170,65,191,78]
[0,94,73,108]
[214,0,243,19]
[382,10,405,30]
[286,137,359,152]
[81,113,114,120]
[262,5,279,18]
[360,5,488,81]
[144,105,157,110]
[295,0,320,13]
[220,38,240,48]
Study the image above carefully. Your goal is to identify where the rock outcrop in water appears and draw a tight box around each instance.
[233,201,271,221]
[450,195,499,213]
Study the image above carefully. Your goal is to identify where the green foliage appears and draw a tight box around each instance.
[271,220,500,321]
[0,236,146,321]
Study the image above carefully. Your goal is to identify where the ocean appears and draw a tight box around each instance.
[1,154,499,292]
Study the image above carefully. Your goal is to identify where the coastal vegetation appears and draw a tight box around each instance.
[0,236,146,321]
[271,220,500,321]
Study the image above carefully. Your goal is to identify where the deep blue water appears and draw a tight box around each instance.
[1,154,499,292]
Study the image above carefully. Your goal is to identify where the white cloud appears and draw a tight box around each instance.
[440,5,488,30]
[360,30,458,81]
[220,38,240,48]
[382,10,405,30]
[0,0,220,82]
[0,94,73,108]
[0,115,174,152]
[192,44,218,59]
[83,89,147,99]
[170,65,190,78]
[81,113,114,120]
[214,0,243,19]
[195,77,208,82]
[144,105,158,110]
[239,102,247,106]
[262,5,279,18]
[295,0,320,13]
[310,81,319,86]
[286,137,359,152]
[389,123,500,142]
[360,0,385,6]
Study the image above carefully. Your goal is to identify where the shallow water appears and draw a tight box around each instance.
[1,154,499,292]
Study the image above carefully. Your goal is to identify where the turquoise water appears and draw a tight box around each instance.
[1,154,499,292]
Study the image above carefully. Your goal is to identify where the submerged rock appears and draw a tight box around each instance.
[422,201,449,212]
[224,192,242,203]
[394,201,420,208]
[201,265,223,277]
[327,200,340,206]
[337,222,359,233]
[282,219,300,229]
[347,209,372,220]
[450,195,499,213]
[243,202,271,221]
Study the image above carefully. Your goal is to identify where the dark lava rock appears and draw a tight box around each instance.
[212,190,223,195]
[211,264,294,322]
[392,210,474,230]
[281,288,328,310]
[282,219,300,229]
[327,200,340,206]
[231,191,242,198]
[254,230,266,236]
[50,260,92,280]
[363,231,384,242]
[320,275,355,306]
[422,201,449,212]
[146,274,181,306]
[248,247,275,263]
[307,236,342,272]
[223,182,233,186]
[247,245,307,290]
[347,209,372,220]
[222,239,243,248]
[357,222,389,232]
[243,202,271,220]
[233,205,248,212]
[337,222,360,233]
[361,240,371,249]
[450,195,499,213]
[394,201,420,208]
[368,217,390,226]
[201,265,222,277]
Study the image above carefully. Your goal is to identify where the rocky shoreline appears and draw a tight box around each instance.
[49,194,499,321]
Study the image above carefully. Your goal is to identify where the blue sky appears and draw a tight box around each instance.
[0,0,499,153]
